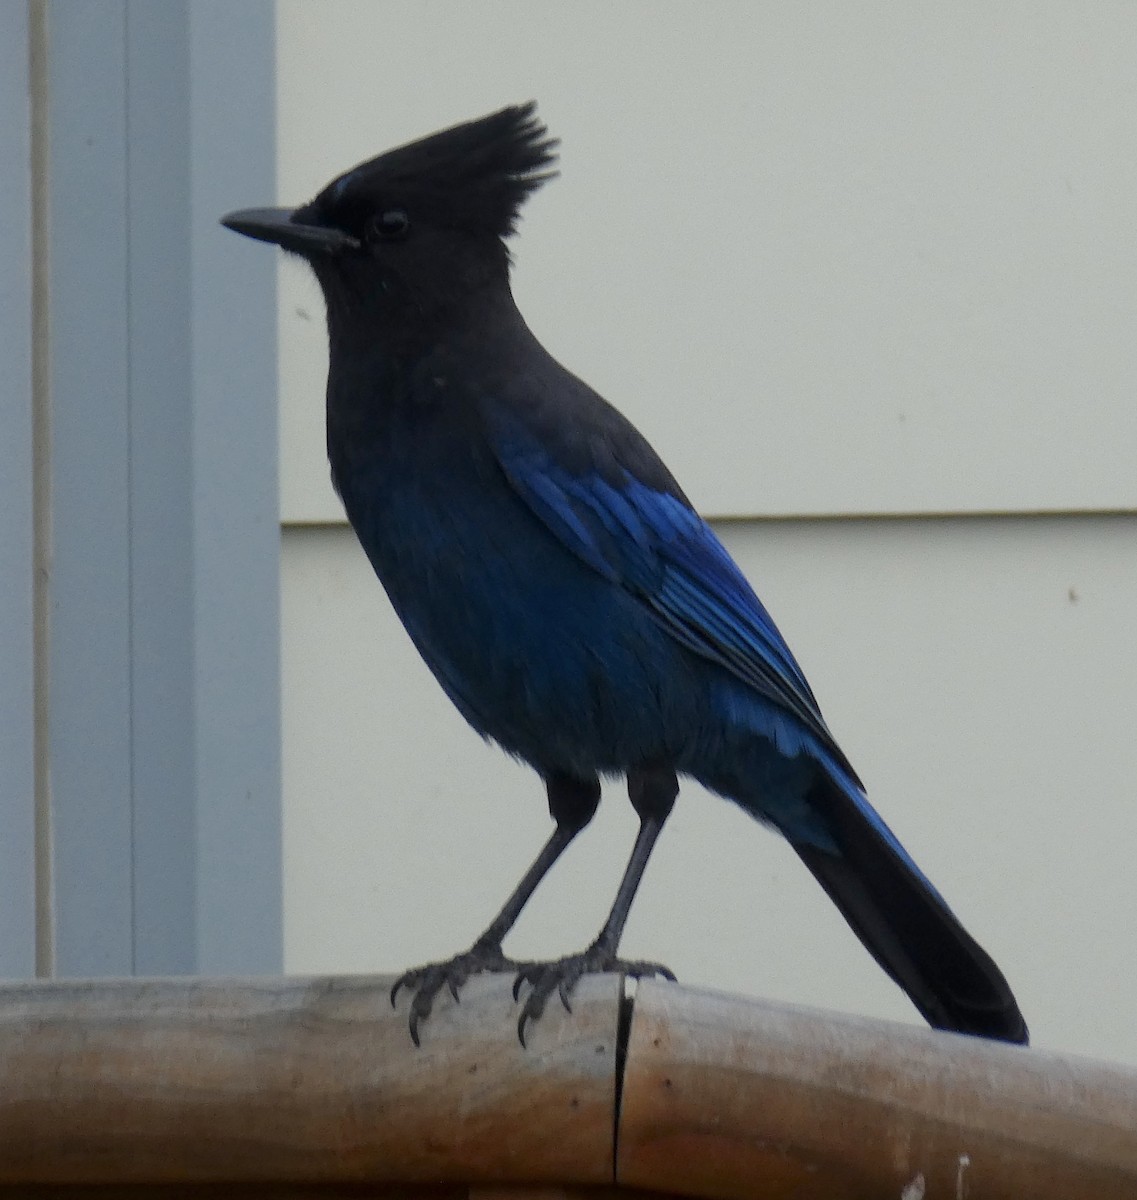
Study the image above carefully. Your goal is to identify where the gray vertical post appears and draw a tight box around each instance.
[186,0,281,973]
[45,0,281,976]
[124,1,198,974]
[47,0,135,974]
[0,2,38,978]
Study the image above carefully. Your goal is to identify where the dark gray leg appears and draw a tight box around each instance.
[391,772,600,1045]
[513,764,679,1045]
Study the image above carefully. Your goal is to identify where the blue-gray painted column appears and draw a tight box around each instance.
[45,0,280,976]
[125,1,198,974]
[47,0,135,974]
[187,0,282,973]
[0,1,38,978]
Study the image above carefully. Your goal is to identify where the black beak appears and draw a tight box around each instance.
[220,206,360,255]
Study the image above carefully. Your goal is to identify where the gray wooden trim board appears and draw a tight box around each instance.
[185,0,282,973]
[36,0,281,976]
[0,1,38,979]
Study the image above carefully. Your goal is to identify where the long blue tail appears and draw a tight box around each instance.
[792,772,1028,1043]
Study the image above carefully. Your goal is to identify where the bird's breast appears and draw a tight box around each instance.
[332,446,698,777]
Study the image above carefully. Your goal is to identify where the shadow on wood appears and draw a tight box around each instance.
[0,974,1133,1198]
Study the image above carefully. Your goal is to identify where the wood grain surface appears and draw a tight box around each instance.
[0,974,620,1186]
[1,974,1135,1197]
[617,980,1137,1199]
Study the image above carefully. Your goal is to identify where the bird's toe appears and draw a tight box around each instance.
[512,949,677,1045]
[391,942,519,1044]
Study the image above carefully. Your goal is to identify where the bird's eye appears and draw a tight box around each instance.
[366,209,410,243]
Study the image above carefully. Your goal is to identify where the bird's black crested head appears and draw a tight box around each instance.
[304,102,558,249]
[221,104,557,340]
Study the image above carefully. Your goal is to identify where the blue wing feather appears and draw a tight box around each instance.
[485,408,857,778]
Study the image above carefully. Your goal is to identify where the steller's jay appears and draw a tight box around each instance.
[223,103,1027,1047]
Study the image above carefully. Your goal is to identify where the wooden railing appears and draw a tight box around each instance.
[0,974,1134,1197]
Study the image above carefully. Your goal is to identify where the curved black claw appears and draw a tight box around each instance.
[390,942,520,1046]
[513,950,676,1047]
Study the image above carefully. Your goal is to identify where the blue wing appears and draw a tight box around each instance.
[484,405,857,779]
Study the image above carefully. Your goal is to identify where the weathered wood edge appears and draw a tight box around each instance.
[617,980,1137,1200]
[0,973,621,1186]
[3,974,1137,1197]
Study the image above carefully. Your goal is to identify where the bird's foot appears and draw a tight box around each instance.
[390,941,524,1046]
[512,947,676,1046]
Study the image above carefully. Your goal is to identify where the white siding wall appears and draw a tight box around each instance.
[276,2,1137,1066]
[277,1,1137,522]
